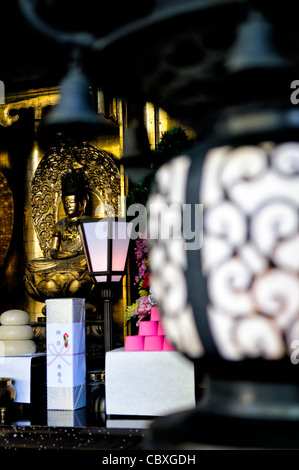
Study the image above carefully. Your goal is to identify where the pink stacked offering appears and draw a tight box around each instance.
[125,306,176,351]
[124,335,144,351]
[139,320,158,336]
[150,306,161,321]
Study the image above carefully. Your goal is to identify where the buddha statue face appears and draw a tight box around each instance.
[63,194,86,218]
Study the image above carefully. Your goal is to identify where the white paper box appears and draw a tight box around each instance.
[105,348,195,416]
[0,353,45,403]
[46,298,86,410]
[47,408,86,427]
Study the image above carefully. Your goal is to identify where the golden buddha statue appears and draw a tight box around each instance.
[24,168,94,304]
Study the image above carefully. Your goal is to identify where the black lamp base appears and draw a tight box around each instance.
[144,374,299,450]
[99,286,114,353]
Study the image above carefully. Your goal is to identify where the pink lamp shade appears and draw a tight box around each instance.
[80,220,108,282]
[111,222,133,281]
[138,320,158,336]
[79,218,133,283]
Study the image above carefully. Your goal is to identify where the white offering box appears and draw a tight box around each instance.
[0,353,46,404]
[46,298,86,410]
[47,408,86,427]
[105,348,195,416]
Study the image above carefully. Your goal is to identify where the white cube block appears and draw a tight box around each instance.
[105,348,195,416]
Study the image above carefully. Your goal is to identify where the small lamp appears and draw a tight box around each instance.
[79,218,133,353]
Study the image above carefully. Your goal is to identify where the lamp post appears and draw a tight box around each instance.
[79,218,133,353]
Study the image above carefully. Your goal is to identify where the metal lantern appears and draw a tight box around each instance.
[144,7,299,449]
[148,10,295,365]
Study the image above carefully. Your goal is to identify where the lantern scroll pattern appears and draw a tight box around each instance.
[148,141,299,363]
[148,155,204,359]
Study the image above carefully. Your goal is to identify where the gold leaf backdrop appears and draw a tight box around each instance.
[0,171,14,267]
[31,140,121,257]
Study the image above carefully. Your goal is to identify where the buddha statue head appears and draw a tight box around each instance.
[61,167,89,220]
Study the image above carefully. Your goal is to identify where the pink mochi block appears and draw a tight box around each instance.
[157,321,165,336]
[163,337,176,351]
[138,320,158,336]
[125,335,144,351]
[150,306,161,321]
[144,335,163,351]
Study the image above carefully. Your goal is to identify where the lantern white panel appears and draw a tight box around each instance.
[111,222,133,272]
[83,221,108,273]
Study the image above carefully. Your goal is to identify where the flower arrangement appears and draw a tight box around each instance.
[125,237,152,324]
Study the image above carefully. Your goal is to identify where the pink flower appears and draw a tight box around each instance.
[129,296,151,324]
[134,238,149,283]
[140,272,150,289]
[136,296,151,315]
